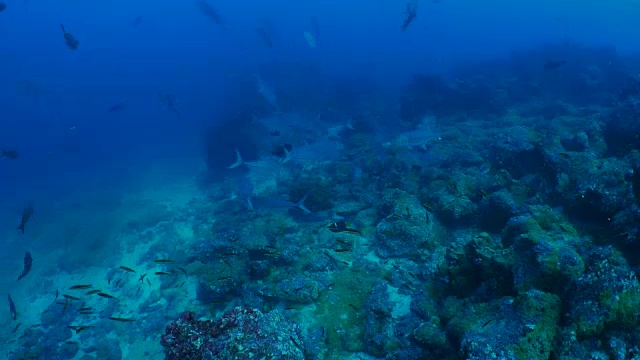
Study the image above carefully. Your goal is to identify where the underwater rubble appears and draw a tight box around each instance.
[174,44,640,359]
[8,44,640,360]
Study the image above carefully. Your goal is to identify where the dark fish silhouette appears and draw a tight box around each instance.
[402,0,418,31]
[133,16,143,27]
[197,0,223,25]
[543,60,567,70]
[17,252,32,281]
[1,148,19,159]
[17,204,34,234]
[8,294,16,320]
[159,92,181,118]
[256,28,273,48]
[0,3,7,13]
[327,220,361,235]
[108,103,127,113]
[60,24,79,50]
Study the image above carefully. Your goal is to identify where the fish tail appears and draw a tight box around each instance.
[16,224,24,234]
[296,195,312,214]
[227,149,244,169]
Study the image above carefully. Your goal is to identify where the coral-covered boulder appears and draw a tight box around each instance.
[161,307,305,360]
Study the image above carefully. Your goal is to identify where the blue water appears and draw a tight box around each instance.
[2,1,640,359]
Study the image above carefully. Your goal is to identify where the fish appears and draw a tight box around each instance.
[226,149,266,169]
[402,0,418,31]
[69,285,92,290]
[1,148,19,159]
[0,3,6,13]
[154,271,172,276]
[60,24,79,50]
[119,266,136,273]
[97,292,117,300]
[138,274,146,282]
[256,28,272,48]
[159,92,181,118]
[303,31,316,48]
[327,220,361,236]
[271,144,292,160]
[108,316,136,322]
[63,294,80,301]
[107,103,127,113]
[8,294,16,320]
[16,204,34,234]
[75,325,94,334]
[481,319,494,328]
[85,289,101,295]
[197,0,223,25]
[247,194,312,215]
[544,60,566,70]
[17,252,33,281]
[256,76,279,109]
[153,259,174,264]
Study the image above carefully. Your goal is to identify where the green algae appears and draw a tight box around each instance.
[509,291,561,360]
[312,266,381,356]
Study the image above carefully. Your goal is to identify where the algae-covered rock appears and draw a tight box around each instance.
[375,189,442,258]
[566,246,640,338]
[458,290,561,360]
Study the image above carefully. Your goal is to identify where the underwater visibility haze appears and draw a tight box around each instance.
[3,0,640,359]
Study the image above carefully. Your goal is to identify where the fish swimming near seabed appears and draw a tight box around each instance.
[8,294,16,320]
[17,204,34,234]
[17,252,32,281]
[246,195,312,215]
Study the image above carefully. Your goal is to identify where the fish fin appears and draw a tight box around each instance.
[296,195,312,214]
[227,149,243,169]
[280,147,291,164]
[246,196,254,211]
[346,117,355,130]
